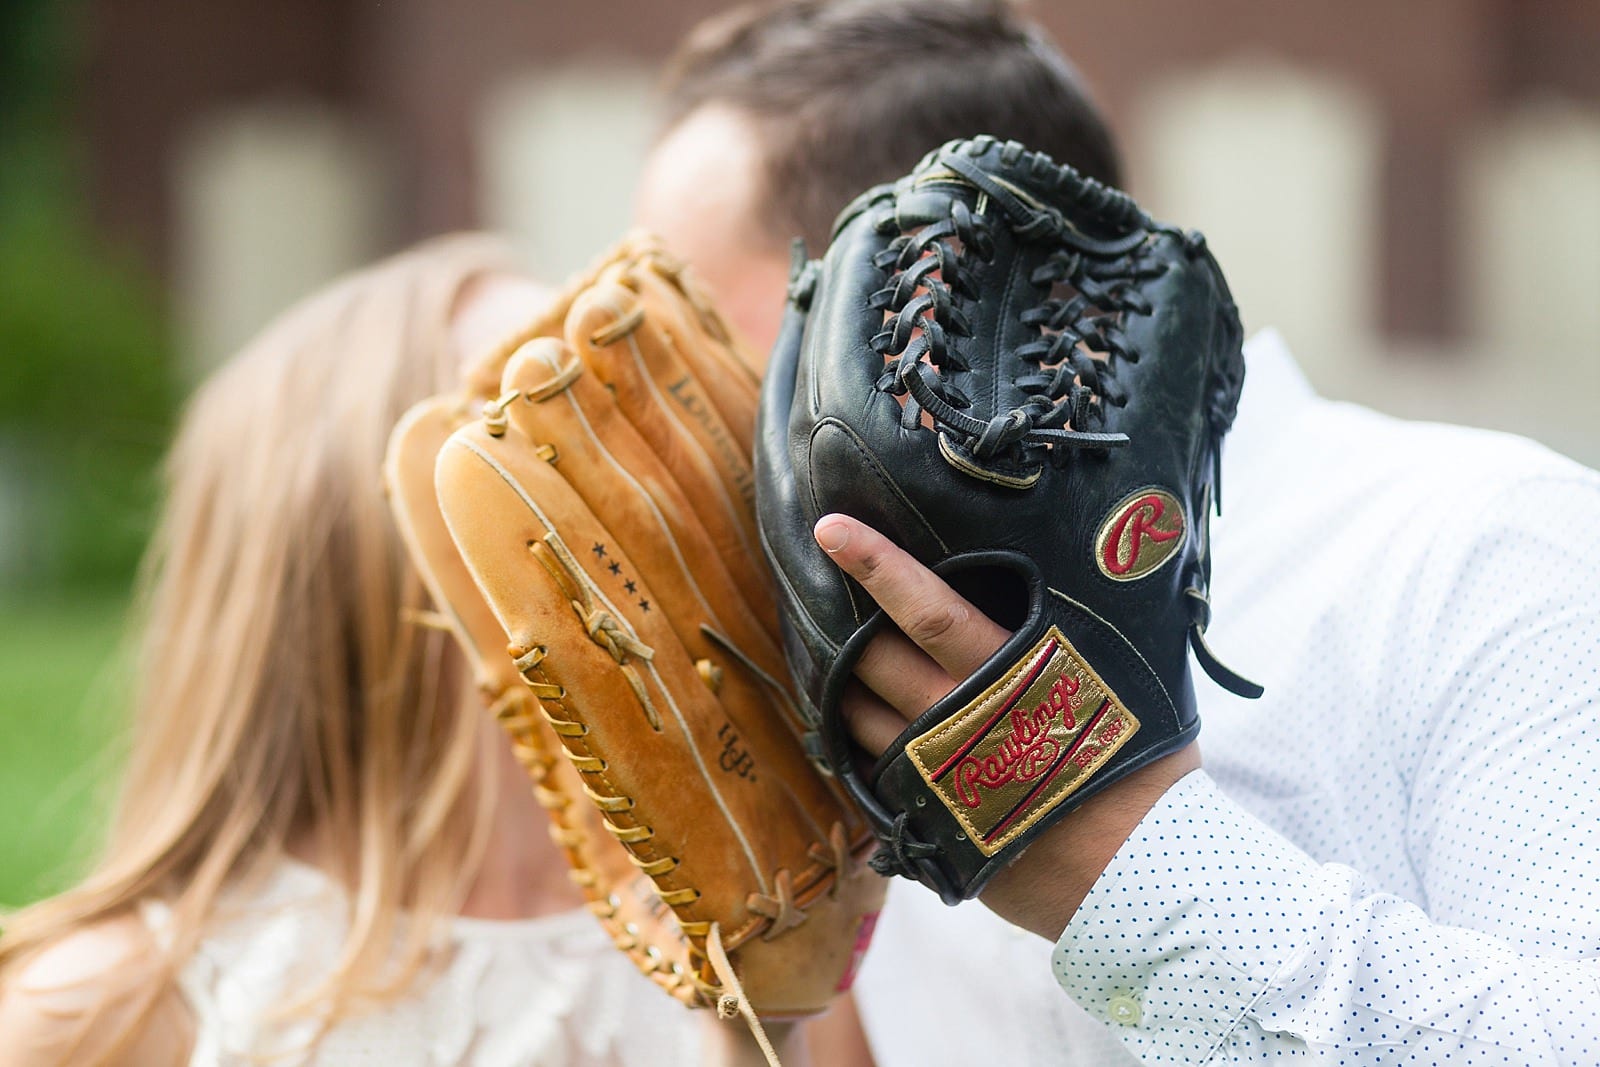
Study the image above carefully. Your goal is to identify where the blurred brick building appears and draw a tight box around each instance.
[76,0,1600,460]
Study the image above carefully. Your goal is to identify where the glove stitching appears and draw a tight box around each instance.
[486,659,703,1003]
[520,467,866,1008]
[780,139,1260,902]
[428,237,889,1014]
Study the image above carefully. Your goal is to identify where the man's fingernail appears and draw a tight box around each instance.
[815,518,850,553]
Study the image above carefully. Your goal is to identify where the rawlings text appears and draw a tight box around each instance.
[905,626,1139,855]
[952,674,1083,808]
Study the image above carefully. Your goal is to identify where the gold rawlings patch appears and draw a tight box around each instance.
[905,626,1139,856]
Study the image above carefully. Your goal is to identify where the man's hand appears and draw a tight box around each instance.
[815,513,1201,940]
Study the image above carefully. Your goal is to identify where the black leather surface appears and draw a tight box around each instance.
[755,136,1255,902]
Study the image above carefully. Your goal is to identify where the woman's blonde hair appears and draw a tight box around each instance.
[0,234,518,1047]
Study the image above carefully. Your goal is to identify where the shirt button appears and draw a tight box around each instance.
[1108,994,1143,1027]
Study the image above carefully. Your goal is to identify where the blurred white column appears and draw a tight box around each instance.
[173,101,388,377]
[475,63,657,280]
[1464,98,1600,395]
[1131,61,1383,384]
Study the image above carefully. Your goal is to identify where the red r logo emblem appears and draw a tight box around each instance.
[1095,489,1186,581]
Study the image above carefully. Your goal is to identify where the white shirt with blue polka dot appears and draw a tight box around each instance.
[853,331,1600,1066]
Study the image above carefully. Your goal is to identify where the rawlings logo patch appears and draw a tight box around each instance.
[1095,488,1186,581]
[905,627,1139,856]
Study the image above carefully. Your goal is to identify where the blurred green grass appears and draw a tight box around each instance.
[0,595,130,908]
[1,0,169,915]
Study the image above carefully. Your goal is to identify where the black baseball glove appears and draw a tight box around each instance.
[755,136,1262,904]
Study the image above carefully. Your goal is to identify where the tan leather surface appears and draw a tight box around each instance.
[391,234,885,1016]
[566,281,766,597]
[617,249,762,460]
[385,395,701,1001]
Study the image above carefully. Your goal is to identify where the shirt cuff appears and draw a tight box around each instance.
[1049,769,1331,1060]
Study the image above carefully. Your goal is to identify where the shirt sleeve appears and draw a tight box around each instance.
[1050,468,1600,1064]
[1050,771,1600,1064]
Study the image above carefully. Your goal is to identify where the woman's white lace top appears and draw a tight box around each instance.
[139,860,704,1065]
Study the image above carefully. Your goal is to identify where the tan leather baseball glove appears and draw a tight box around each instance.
[383,235,884,1042]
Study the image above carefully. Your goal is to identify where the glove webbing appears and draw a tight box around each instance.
[871,198,1129,458]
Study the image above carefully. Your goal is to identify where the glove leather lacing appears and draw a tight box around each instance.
[869,177,1145,469]
[868,811,939,880]
[707,922,783,1067]
[1014,247,1165,452]
[529,531,662,731]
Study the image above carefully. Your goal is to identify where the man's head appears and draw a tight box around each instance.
[635,0,1122,357]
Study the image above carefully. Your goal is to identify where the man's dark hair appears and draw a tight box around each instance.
[659,0,1123,249]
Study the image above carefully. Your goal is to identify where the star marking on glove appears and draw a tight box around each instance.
[592,542,607,559]
[638,599,650,613]
[608,560,622,576]
[624,579,637,594]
